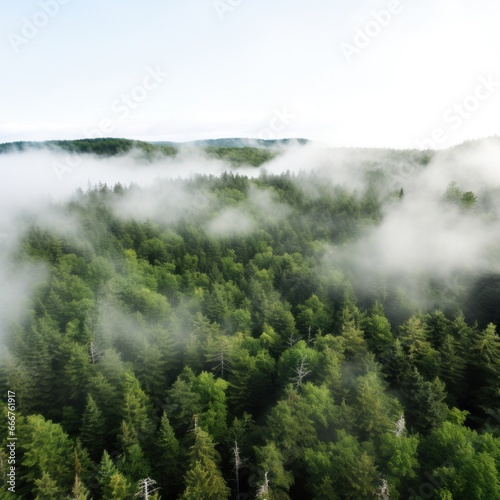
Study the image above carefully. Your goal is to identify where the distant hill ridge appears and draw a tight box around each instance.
[0,137,311,167]
[0,137,309,154]
[0,136,498,167]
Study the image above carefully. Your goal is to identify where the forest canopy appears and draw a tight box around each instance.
[0,139,500,499]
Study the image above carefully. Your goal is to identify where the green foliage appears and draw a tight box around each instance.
[117,443,151,482]
[71,474,91,500]
[34,472,65,499]
[255,441,294,496]
[402,368,449,433]
[206,146,276,166]
[80,394,105,460]
[417,419,500,499]
[103,472,133,500]
[119,371,155,449]
[181,427,230,500]
[304,432,379,499]
[155,411,181,495]
[3,166,500,498]
[354,370,402,440]
[167,368,229,442]
[97,450,118,492]
[379,430,419,495]
[20,414,74,493]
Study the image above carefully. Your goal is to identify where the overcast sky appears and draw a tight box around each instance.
[1,0,500,148]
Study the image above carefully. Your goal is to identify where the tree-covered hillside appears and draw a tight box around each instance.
[0,138,176,157]
[1,144,500,499]
[0,138,286,167]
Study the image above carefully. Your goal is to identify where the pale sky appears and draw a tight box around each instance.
[1,0,500,148]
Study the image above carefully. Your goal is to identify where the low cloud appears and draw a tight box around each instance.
[207,207,255,237]
[1,138,500,345]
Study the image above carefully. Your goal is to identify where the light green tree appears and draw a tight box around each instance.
[181,427,230,500]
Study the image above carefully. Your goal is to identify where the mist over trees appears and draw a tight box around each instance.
[1,139,500,498]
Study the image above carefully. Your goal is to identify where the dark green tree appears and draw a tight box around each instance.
[80,394,105,460]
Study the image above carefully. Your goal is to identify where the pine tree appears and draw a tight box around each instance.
[119,371,155,449]
[117,443,151,483]
[181,427,230,500]
[361,302,394,355]
[23,316,58,413]
[473,323,500,369]
[330,432,379,499]
[80,394,105,460]
[339,291,366,359]
[73,440,94,494]
[103,472,133,500]
[469,323,500,413]
[97,450,118,494]
[167,366,201,432]
[72,474,91,499]
[402,368,449,432]
[355,370,402,441]
[34,472,65,499]
[155,412,180,495]
[20,414,74,492]
[398,314,440,379]
[438,334,466,405]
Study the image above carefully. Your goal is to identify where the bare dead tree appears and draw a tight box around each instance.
[291,355,311,389]
[88,341,101,365]
[231,439,245,498]
[256,471,270,499]
[136,477,160,500]
[206,337,231,379]
[286,332,300,348]
[307,325,313,346]
[376,478,390,500]
[391,415,406,437]
[210,350,227,379]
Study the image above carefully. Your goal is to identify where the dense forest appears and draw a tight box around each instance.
[1,140,500,499]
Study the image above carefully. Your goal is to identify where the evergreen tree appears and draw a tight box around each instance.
[71,474,91,499]
[181,427,230,500]
[361,301,394,355]
[119,371,155,449]
[255,441,294,499]
[34,472,65,500]
[117,443,151,483]
[398,314,439,378]
[97,450,118,494]
[155,411,181,495]
[402,368,449,433]
[103,472,133,500]
[20,414,74,492]
[339,292,367,359]
[80,394,105,460]
[355,370,402,441]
